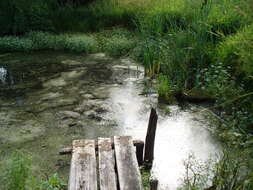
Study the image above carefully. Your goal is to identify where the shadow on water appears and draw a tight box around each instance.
[0,52,221,190]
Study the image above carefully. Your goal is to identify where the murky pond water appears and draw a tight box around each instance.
[0,52,221,190]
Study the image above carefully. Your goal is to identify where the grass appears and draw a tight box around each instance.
[0,152,66,190]
[217,24,253,79]
[140,168,151,190]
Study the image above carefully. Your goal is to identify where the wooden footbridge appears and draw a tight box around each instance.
[60,108,159,190]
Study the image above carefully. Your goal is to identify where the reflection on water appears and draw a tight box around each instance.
[107,66,221,190]
[0,67,7,84]
[0,67,15,86]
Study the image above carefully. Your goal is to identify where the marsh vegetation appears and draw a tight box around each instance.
[0,0,252,189]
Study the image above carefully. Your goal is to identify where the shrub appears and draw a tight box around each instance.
[217,24,253,80]
[0,37,33,52]
[95,28,137,57]
[25,31,56,50]
[103,36,136,56]
[40,173,66,190]
[199,62,241,101]
[0,32,98,53]
[61,35,98,53]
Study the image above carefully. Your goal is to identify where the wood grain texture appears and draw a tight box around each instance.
[68,140,97,190]
[114,136,143,190]
[98,138,117,190]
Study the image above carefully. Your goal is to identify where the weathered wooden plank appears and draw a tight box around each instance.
[68,140,97,190]
[98,138,117,190]
[114,136,143,190]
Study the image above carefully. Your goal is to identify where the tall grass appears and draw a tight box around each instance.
[132,0,253,134]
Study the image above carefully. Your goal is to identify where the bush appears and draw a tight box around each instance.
[61,35,98,53]
[199,62,241,101]
[95,28,137,57]
[0,32,98,53]
[0,37,33,52]
[25,31,56,50]
[103,36,136,56]
[217,24,253,80]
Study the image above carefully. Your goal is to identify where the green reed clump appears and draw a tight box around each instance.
[157,74,176,103]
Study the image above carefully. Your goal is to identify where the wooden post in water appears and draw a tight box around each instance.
[134,140,144,166]
[150,178,159,190]
[144,108,158,169]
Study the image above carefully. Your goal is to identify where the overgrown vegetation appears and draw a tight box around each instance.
[0,152,66,190]
[140,168,151,190]
[0,0,252,188]
[178,149,253,190]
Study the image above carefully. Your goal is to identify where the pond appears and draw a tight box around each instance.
[0,52,221,190]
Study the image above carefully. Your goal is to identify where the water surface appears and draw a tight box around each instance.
[0,52,221,189]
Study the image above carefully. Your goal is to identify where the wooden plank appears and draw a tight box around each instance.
[98,138,117,190]
[68,140,97,190]
[114,136,143,190]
